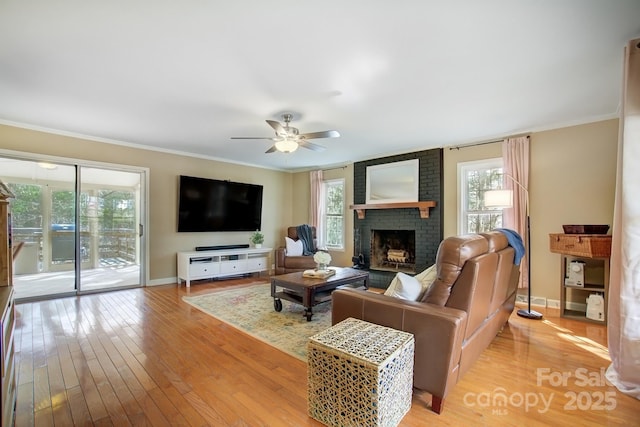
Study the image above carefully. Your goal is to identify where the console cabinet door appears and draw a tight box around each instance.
[189,262,220,279]
[247,256,268,272]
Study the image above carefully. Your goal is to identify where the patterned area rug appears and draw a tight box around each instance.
[182,282,331,361]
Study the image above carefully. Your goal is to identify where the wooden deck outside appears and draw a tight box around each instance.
[13,263,140,300]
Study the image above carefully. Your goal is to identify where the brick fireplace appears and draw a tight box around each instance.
[353,149,443,288]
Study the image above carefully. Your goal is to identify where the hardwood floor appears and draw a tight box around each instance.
[12,278,639,426]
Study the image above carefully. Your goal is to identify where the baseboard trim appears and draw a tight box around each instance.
[147,277,177,286]
[517,298,587,311]
[547,299,561,309]
[515,294,547,308]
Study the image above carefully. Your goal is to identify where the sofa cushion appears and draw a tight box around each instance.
[481,230,509,252]
[285,237,304,256]
[284,255,316,270]
[422,234,489,306]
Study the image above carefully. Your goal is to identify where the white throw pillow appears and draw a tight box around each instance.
[384,275,401,297]
[386,272,422,301]
[285,237,304,256]
[414,264,437,299]
[384,264,437,301]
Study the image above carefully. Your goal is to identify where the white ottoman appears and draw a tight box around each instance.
[307,317,414,427]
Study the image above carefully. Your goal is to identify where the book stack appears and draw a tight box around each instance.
[303,268,337,279]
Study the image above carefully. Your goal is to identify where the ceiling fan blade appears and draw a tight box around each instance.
[298,140,326,152]
[265,145,278,154]
[230,137,275,140]
[298,130,340,139]
[266,120,286,135]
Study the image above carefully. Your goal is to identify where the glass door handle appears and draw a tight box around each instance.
[139,224,144,237]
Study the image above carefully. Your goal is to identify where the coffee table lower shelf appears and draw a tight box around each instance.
[273,289,333,319]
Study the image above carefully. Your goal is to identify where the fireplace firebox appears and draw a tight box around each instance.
[370,229,416,274]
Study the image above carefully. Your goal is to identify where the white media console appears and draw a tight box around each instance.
[177,247,272,287]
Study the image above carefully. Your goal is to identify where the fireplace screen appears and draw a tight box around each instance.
[370,229,416,273]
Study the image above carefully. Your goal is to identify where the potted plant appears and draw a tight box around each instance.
[250,230,264,248]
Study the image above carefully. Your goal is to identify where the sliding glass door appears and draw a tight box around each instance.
[78,167,143,293]
[8,160,78,299]
[0,155,147,301]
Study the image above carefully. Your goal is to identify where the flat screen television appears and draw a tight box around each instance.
[178,175,263,232]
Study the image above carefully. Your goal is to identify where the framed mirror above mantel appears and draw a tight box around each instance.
[352,158,436,218]
[365,159,419,204]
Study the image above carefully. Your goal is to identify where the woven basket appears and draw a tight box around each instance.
[562,225,609,234]
[549,234,611,258]
[307,318,414,427]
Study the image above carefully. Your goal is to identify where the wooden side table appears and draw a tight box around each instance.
[549,234,611,324]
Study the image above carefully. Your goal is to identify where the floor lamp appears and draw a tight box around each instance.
[484,180,543,320]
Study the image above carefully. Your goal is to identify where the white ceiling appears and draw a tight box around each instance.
[1,1,639,171]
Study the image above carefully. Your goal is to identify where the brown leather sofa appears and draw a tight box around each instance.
[331,231,520,414]
[274,226,318,275]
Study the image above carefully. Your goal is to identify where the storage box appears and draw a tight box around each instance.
[549,234,612,258]
[586,294,605,322]
[307,318,414,427]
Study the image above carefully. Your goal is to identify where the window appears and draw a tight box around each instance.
[459,159,504,234]
[322,179,344,250]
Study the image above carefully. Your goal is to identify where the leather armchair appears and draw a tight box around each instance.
[331,231,520,414]
[274,226,318,275]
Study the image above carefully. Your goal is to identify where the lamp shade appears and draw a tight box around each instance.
[274,139,298,153]
[484,189,513,208]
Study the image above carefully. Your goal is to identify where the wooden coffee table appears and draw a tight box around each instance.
[271,267,369,321]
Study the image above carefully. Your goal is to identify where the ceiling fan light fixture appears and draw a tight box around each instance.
[274,138,298,153]
[232,113,337,154]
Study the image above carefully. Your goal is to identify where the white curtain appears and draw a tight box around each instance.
[502,136,530,289]
[310,170,324,247]
[606,38,640,399]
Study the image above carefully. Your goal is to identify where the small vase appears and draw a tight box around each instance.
[254,243,262,248]
[317,263,328,271]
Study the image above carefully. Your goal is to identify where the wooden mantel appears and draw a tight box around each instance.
[349,201,436,219]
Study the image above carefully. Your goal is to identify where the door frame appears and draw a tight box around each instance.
[0,148,150,295]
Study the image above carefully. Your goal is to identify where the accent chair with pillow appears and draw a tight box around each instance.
[275,226,318,274]
[331,230,521,414]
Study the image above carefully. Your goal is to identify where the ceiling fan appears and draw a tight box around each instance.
[231,113,340,153]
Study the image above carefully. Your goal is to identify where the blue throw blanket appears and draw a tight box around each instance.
[496,228,525,265]
[296,224,316,256]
